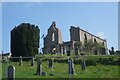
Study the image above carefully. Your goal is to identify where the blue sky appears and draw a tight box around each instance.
[2,2,118,53]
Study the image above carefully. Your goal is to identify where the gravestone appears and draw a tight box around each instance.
[67,50,70,56]
[61,48,63,55]
[2,56,7,63]
[65,48,67,54]
[42,71,47,76]
[63,48,66,54]
[49,73,54,76]
[75,47,79,55]
[48,58,53,69]
[31,58,34,66]
[81,60,86,70]
[7,65,15,80]
[19,56,22,66]
[36,59,42,75]
[68,58,75,75]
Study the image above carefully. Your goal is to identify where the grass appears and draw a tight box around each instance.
[2,60,120,78]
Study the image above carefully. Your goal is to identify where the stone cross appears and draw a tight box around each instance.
[48,58,53,69]
[36,59,42,75]
[7,65,15,80]
[68,58,75,75]
[31,58,34,66]
[19,56,22,66]
[81,60,86,70]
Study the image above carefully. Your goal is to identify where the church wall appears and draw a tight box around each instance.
[44,22,107,54]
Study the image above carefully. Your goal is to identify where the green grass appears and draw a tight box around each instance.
[2,60,120,78]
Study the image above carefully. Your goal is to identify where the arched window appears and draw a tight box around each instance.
[102,42,104,45]
[94,38,96,42]
[52,32,55,41]
[84,34,87,40]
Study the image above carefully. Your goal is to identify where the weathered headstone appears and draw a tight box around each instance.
[81,60,86,70]
[48,58,53,69]
[36,59,42,75]
[7,65,15,80]
[49,73,54,76]
[67,50,71,56]
[61,48,63,55]
[19,56,22,66]
[31,58,34,66]
[75,47,79,55]
[42,71,47,76]
[2,56,7,63]
[53,50,56,54]
[68,58,75,75]
[63,48,66,54]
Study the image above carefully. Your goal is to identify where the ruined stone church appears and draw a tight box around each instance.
[43,21,107,55]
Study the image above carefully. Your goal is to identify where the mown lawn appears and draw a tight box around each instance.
[2,60,120,78]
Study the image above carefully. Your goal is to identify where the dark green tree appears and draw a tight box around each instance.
[11,23,40,57]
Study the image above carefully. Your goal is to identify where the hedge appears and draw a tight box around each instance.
[35,56,120,66]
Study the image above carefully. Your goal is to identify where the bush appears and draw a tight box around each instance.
[34,55,120,66]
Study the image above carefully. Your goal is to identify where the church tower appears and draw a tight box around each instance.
[43,21,62,54]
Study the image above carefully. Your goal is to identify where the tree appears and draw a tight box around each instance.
[82,39,106,55]
[74,41,82,51]
[83,39,94,54]
[11,23,40,57]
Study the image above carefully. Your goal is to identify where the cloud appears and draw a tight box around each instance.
[97,32,104,39]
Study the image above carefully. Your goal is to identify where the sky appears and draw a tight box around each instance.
[1,0,119,2]
[1,2,118,53]
[0,2,2,54]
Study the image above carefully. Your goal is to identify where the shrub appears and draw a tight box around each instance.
[34,55,120,66]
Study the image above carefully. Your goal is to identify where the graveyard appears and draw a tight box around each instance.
[2,54,120,79]
[2,23,120,79]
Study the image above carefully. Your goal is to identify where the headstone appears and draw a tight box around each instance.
[49,73,54,76]
[48,58,53,69]
[61,48,63,55]
[31,58,34,66]
[75,47,79,55]
[7,65,15,80]
[63,48,66,54]
[36,59,42,75]
[42,71,47,76]
[68,58,75,75]
[53,50,56,54]
[67,50,70,56]
[0,55,2,62]
[19,56,22,66]
[81,60,86,70]
[3,56,7,63]
[65,48,67,54]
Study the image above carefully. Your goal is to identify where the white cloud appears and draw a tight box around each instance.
[97,32,104,39]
